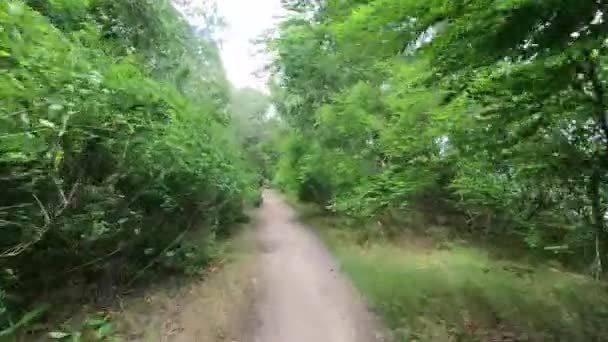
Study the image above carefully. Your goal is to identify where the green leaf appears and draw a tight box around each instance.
[39,119,57,129]
[7,3,24,16]
[49,104,64,112]
[49,331,71,339]
[0,304,49,337]
[96,322,115,338]
[70,332,82,342]
[84,318,107,327]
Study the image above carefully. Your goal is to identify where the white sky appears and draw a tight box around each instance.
[215,0,284,92]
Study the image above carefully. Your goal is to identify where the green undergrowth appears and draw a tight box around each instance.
[9,224,255,341]
[0,0,264,335]
[292,202,608,342]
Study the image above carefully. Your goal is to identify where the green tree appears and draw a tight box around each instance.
[0,0,260,330]
[268,0,608,275]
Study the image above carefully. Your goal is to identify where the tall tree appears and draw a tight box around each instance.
[268,0,608,274]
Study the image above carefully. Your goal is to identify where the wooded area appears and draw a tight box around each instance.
[263,2,608,339]
[0,0,263,333]
[4,0,608,340]
[268,0,608,275]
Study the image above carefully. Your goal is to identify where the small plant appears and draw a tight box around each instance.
[48,312,119,341]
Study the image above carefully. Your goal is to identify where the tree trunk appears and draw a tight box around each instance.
[590,168,604,280]
[583,55,608,280]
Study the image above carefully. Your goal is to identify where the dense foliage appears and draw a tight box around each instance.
[228,87,276,184]
[269,0,608,274]
[0,0,260,330]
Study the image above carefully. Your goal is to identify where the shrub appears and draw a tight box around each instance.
[0,0,260,331]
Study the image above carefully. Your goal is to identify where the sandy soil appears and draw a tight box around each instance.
[246,190,385,342]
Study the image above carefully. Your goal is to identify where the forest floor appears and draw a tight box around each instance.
[114,189,385,342]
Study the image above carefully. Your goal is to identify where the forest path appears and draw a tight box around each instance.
[246,190,385,342]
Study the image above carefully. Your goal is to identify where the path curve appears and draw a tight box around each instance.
[247,190,385,342]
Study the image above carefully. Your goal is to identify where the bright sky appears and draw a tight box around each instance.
[215,0,284,92]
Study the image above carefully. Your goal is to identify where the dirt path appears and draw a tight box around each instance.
[115,228,258,342]
[247,190,385,342]
[115,190,384,341]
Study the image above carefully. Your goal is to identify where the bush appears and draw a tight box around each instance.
[0,0,260,331]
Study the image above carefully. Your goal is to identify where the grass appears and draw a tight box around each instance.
[113,226,258,341]
[292,203,608,342]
